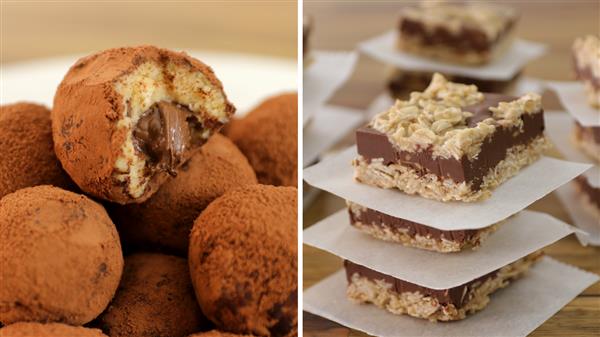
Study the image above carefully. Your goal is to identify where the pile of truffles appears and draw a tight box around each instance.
[0,46,298,337]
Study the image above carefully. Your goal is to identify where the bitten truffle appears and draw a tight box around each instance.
[111,134,256,255]
[0,186,123,325]
[98,253,208,337]
[189,185,297,337]
[188,330,253,337]
[226,93,297,187]
[0,102,73,199]
[52,45,235,204]
[0,322,108,337]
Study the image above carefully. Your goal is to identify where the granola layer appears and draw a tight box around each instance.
[369,74,542,161]
[345,253,541,321]
[353,135,549,202]
[387,69,520,100]
[398,4,517,65]
[347,201,499,252]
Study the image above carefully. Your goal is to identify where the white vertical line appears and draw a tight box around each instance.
[296,0,304,335]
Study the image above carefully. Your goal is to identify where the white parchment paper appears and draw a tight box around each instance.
[545,112,600,246]
[304,257,599,337]
[545,112,599,186]
[304,209,573,289]
[303,105,364,167]
[545,81,600,126]
[303,146,591,230]
[359,31,546,80]
[555,183,600,246]
[304,51,358,126]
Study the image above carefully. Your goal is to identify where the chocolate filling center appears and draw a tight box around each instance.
[133,101,205,176]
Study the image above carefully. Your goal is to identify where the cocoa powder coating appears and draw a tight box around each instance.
[227,93,298,187]
[0,102,74,199]
[0,186,123,325]
[0,322,108,337]
[52,45,235,204]
[189,185,298,337]
[110,134,257,255]
[98,253,209,337]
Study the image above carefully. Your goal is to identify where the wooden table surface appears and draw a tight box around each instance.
[303,1,600,336]
[0,1,297,64]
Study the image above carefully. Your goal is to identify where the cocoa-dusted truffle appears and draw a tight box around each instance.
[0,186,123,325]
[111,134,256,255]
[0,102,73,199]
[226,93,297,187]
[189,330,253,337]
[189,185,297,337]
[52,46,235,204]
[98,253,208,337]
[0,322,107,337]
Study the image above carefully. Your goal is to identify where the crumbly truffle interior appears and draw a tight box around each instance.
[113,61,230,198]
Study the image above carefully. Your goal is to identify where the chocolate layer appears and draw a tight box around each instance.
[575,175,600,210]
[344,260,496,308]
[399,16,515,53]
[349,207,478,243]
[356,94,545,189]
[133,101,205,176]
[575,121,600,143]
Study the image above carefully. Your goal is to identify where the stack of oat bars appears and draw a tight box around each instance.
[566,35,599,222]
[545,35,600,244]
[359,2,546,102]
[347,75,550,321]
[303,73,596,333]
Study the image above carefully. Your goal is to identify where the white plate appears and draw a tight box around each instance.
[1,51,297,116]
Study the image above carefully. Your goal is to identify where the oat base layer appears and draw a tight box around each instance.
[346,253,540,321]
[351,220,499,253]
[353,136,549,202]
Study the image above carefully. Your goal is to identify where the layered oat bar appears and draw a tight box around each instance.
[387,69,520,100]
[573,35,600,108]
[347,201,499,253]
[398,3,517,65]
[344,252,542,321]
[353,74,548,202]
[572,122,600,162]
[574,175,600,219]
